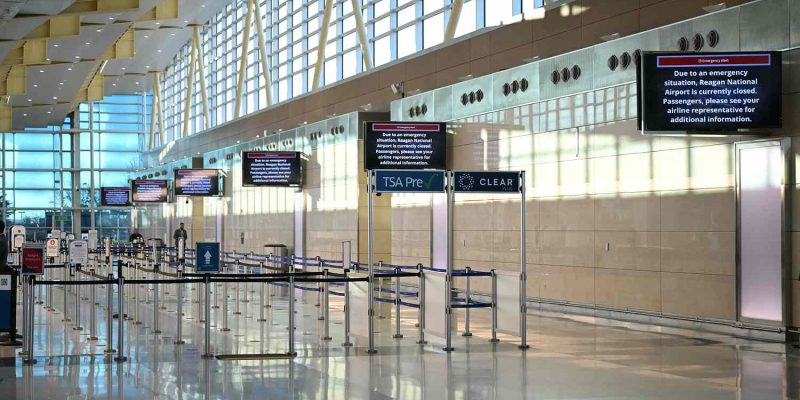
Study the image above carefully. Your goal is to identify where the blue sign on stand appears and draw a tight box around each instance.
[453,171,521,193]
[0,274,12,330]
[375,170,446,193]
[196,242,220,273]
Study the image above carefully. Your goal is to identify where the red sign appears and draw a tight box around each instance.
[22,246,44,275]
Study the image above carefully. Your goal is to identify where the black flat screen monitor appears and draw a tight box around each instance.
[242,151,302,187]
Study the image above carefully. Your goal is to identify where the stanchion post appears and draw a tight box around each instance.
[61,262,71,322]
[519,171,529,350]
[201,274,213,358]
[315,256,322,307]
[258,262,267,322]
[89,268,98,340]
[416,263,426,345]
[103,271,116,355]
[22,276,37,364]
[341,240,353,347]
[393,267,403,339]
[153,265,161,334]
[443,171,454,352]
[490,269,499,343]
[113,259,127,363]
[221,263,230,331]
[462,267,472,337]
[73,265,82,331]
[366,170,377,354]
[288,274,296,356]
[322,268,331,340]
[234,261,242,315]
[19,275,30,361]
[174,267,185,344]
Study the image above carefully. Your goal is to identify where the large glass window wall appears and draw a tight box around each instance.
[1,94,145,241]
[157,0,547,142]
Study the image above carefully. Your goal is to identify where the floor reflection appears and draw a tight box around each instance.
[1,281,797,399]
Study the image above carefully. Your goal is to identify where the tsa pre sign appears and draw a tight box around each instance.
[22,246,44,275]
[375,170,446,193]
[196,242,220,273]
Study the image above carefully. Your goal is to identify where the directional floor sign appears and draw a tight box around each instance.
[453,171,521,193]
[375,170,446,193]
[196,242,220,273]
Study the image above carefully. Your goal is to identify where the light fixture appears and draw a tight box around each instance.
[457,74,473,81]
[600,33,620,42]
[39,69,44,73]
[143,35,149,38]
[96,29,102,33]
[59,82,63,85]
[522,56,540,63]
[67,67,72,71]
[703,3,726,13]
[121,67,126,70]
[53,44,59,47]
[23,113,27,117]
[74,56,80,59]
[52,96,57,100]
[47,111,52,114]
[33,84,38,87]
[85,42,90,45]
[27,98,31,102]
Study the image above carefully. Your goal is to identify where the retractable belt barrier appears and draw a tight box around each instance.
[18,241,526,363]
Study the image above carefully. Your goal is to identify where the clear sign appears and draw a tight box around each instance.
[638,51,782,132]
[174,169,223,197]
[69,240,89,265]
[364,122,447,170]
[375,170,446,193]
[195,242,220,273]
[46,239,59,258]
[453,171,521,193]
[21,246,44,275]
[242,151,303,187]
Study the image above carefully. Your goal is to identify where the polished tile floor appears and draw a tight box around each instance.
[1,272,798,399]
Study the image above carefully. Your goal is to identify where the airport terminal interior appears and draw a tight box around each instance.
[1,0,800,398]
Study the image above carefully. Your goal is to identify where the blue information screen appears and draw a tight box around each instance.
[375,170,446,193]
[195,242,220,273]
[453,171,521,193]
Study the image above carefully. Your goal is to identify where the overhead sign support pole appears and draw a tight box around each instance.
[444,171,454,352]
[519,171,528,350]
[366,170,377,354]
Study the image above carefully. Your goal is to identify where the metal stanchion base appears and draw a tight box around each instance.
[22,358,37,364]
[257,318,267,322]
[442,347,454,352]
[160,306,167,310]
[113,356,127,363]
[416,340,427,345]
[317,316,324,321]
[342,342,353,347]
[462,332,473,337]
[263,305,272,308]
[212,306,219,309]
[241,300,249,303]
[0,341,22,347]
[72,326,83,331]
[61,318,72,322]
[132,321,142,325]
[103,349,117,354]
[18,350,28,356]
[174,340,185,345]
[88,337,98,341]
[220,328,230,332]
[518,344,530,350]
[322,336,332,341]
[393,334,403,339]
[153,330,162,334]
[233,312,242,315]
[366,349,378,354]
[201,353,214,359]
[489,338,500,343]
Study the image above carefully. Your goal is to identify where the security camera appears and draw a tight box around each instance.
[390,82,404,96]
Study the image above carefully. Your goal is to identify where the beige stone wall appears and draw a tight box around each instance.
[390,78,800,322]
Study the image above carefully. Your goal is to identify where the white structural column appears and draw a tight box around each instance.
[182,29,197,139]
[234,0,254,118]
[444,0,464,41]
[193,26,210,130]
[155,71,165,146]
[149,77,157,149]
[311,0,335,91]
[251,0,274,107]
[350,0,372,70]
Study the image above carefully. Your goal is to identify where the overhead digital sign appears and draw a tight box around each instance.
[131,179,169,203]
[638,52,782,133]
[100,187,131,206]
[242,151,302,187]
[364,122,447,170]
[174,169,222,197]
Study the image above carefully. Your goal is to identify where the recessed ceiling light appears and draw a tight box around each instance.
[53,44,59,47]
[39,70,44,73]
[108,17,114,20]
[96,29,102,33]
[67,67,72,71]
[170,33,175,36]
[145,65,150,68]
[155,22,160,25]
[59,82,64,85]
[112,83,117,86]
[157,49,162,52]
[85,42,90,45]
[135,82,140,84]
[143,35,149,38]
[121,67,126,70]
[23,113,27,117]
[52,96,57,100]
[27,99,31,102]
[47,111,51,114]
[74,56,80,59]
[33,84,38,87]
[201,4,206,7]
